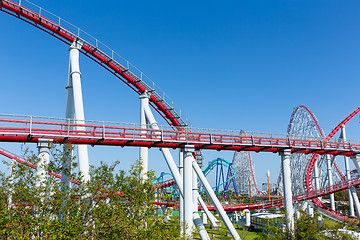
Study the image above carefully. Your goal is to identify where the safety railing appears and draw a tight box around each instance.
[0,114,359,155]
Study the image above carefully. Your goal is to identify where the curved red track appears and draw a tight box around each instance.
[0,0,184,129]
[306,106,360,221]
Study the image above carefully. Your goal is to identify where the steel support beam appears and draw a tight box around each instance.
[68,41,90,182]
[326,155,335,211]
[36,139,53,199]
[280,149,294,231]
[192,154,241,240]
[184,145,194,237]
[139,92,150,180]
[341,126,356,217]
[179,149,184,235]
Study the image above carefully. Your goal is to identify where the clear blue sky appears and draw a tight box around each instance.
[0,0,360,186]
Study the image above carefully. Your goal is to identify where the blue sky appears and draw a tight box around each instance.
[0,0,360,186]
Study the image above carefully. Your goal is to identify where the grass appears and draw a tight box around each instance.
[193,218,263,240]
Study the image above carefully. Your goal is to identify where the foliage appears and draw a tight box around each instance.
[260,210,358,240]
[0,144,181,239]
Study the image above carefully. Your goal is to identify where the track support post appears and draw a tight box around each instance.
[280,149,294,231]
[341,126,356,216]
[192,152,241,240]
[68,40,90,182]
[183,145,194,238]
[36,139,53,199]
[139,91,150,180]
[179,149,184,235]
[326,155,335,211]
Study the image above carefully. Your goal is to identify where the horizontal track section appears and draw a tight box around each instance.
[0,115,359,155]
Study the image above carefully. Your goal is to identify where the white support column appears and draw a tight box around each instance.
[69,41,90,182]
[8,159,15,208]
[192,161,210,240]
[36,139,53,194]
[184,145,194,238]
[63,62,75,190]
[280,149,294,231]
[143,104,183,195]
[179,149,184,234]
[192,156,241,240]
[326,155,335,211]
[313,161,320,191]
[202,210,208,225]
[198,196,219,228]
[139,92,150,180]
[341,126,355,217]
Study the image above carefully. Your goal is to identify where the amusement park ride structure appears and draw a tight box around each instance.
[1,1,360,239]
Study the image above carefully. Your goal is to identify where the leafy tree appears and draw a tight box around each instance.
[0,144,182,239]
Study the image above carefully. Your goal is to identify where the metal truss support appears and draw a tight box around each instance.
[280,149,294,231]
[67,41,89,182]
[326,155,335,211]
[139,92,150,180]
[192,151,241,240]
[341,126,355,216]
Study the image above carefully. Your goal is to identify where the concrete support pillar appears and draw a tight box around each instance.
[326,155,335,211]
[183,145,194,238]
[68,41,89,182]
[280,149,294,231]
[341,126,356,217]
[179,149,184,234]
[36,139,53,195]
[139,92,150,180]
[192,155,241,240]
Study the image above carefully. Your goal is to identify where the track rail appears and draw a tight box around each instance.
[305,106,360,221]
[0,115,359,155]
[0,0,188,129]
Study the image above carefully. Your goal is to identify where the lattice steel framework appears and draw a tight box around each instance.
[230,150,259,195]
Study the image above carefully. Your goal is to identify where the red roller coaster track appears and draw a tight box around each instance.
[305,106,360,221]
[0,115,358,156]
[0,0,185,129]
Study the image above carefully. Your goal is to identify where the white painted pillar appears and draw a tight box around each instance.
[8,159,14,208]
[280,149,294,231]
[326,155,335,211]
[192,163,210,240]
[313,161,320,191]
[341,126,355,217]
[143,104,183,195]
[192,155,241,240]
[184,145,194,238]
[244,209,251,227]
[202,210,208,225]
[179,149,184,234]
[36,139,53,195]
[139,91,150,180]
[69,41,90,182]
[198,196,219,227]
[63,63,75,190]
